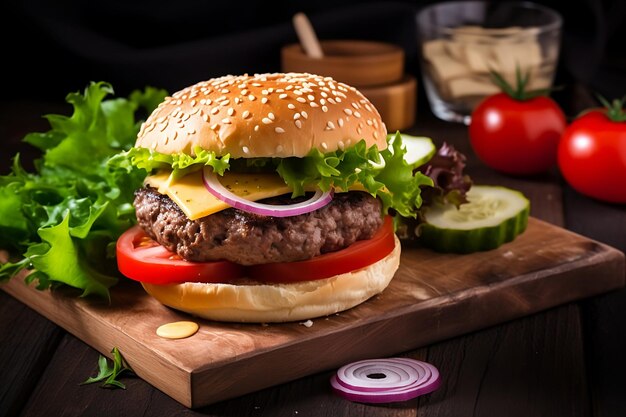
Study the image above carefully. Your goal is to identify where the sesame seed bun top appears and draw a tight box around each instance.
[135,73,388,158]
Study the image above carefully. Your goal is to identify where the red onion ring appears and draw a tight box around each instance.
[330,358,441,403]
[202,167,333,217]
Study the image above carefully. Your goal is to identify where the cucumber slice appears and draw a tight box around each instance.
[418,185,530,253]
[387,133,436,168]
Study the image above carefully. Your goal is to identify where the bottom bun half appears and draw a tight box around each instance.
[142,235,401,323]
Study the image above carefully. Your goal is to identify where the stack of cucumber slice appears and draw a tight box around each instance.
[418,185,529,253]
[393,132,530,253]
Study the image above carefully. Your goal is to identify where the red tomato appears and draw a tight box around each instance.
[248,216,396,283]
[558,110,626,204]
[116,226,245,284]
[469,93,566,175]
[116,216,395,285]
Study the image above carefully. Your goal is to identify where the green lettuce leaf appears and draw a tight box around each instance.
[0,82,167,297]
[112,131,434,218]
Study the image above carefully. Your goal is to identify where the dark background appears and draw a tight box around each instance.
[2,0,626,116]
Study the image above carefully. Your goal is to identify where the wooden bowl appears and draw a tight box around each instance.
[360,75,417,132]
[281,40,404,87]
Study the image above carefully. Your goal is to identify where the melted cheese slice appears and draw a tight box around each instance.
[145,170,368,220]
[145,170,294,220]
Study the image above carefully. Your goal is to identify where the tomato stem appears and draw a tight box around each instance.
[489,65,557,101]
[596,94,626,122]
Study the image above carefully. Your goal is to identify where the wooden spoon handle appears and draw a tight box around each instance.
[292,13,324,58]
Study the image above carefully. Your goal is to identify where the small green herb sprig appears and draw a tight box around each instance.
[82,347,134,389]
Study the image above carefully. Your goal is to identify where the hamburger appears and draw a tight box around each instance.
[115,73,434,322]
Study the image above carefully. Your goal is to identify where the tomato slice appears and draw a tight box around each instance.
[116,226,245,284]
[247,216,396,283]
[117,216,395,285]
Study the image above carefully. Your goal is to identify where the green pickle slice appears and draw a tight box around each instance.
[418,185,530,253]
[388,133,437,168]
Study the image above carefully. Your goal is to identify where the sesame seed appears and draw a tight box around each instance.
[275,127,285,133]
[248,95,256,101]
[310,102,319,107]
[211,107,219,115]
[365,104,372,112]
[321,92,328,98]
[261,97,268,104]
[322,105,328,112]
[357,127,362,134]
[288,104,296,109]
[326,121,335,130]
[321,142,328,149]
[354,111,361,118]
[294,90,303,96]
[203,114,209,122]
[296,97,306,103]
[221,89,229,93]
[268,112,275,120]
[307,94,315,101]
[286,85,294,90]
[205,99,212,105]
[338,118,344,127]
[336,98,342,103]
[320,99,326,105]
[352,103,359,109]
[279,93,288,99]
[344,108,353,116]
[191,100,197,106]
[211,123,219,130]
[227,108,235,116]
[262,118,273,124]
[373,131,379,139]
[242,110,250,119]
[252,83,261,87]
[241,89,248,95]
[222,118,231,124]
[367,119,373,126]
[294,113,301,120]
[294,119,302,129]
[262,90,268,95]
[254,125,260,131]
[220,100,230,106]
[243,146,250,154]
[301,111,308,119]
[328,98,336,104]
[338,140,345,150]
[234,97,242,104]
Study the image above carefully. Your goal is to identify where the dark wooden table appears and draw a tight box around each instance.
[1,98,625,417]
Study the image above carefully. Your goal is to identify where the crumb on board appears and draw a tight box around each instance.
[300,319,314,328]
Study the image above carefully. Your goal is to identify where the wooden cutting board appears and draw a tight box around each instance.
[1,218,624,408]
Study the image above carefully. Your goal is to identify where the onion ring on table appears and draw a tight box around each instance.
[330,357,441,403]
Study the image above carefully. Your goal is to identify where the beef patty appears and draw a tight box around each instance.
[134,186,384,265]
